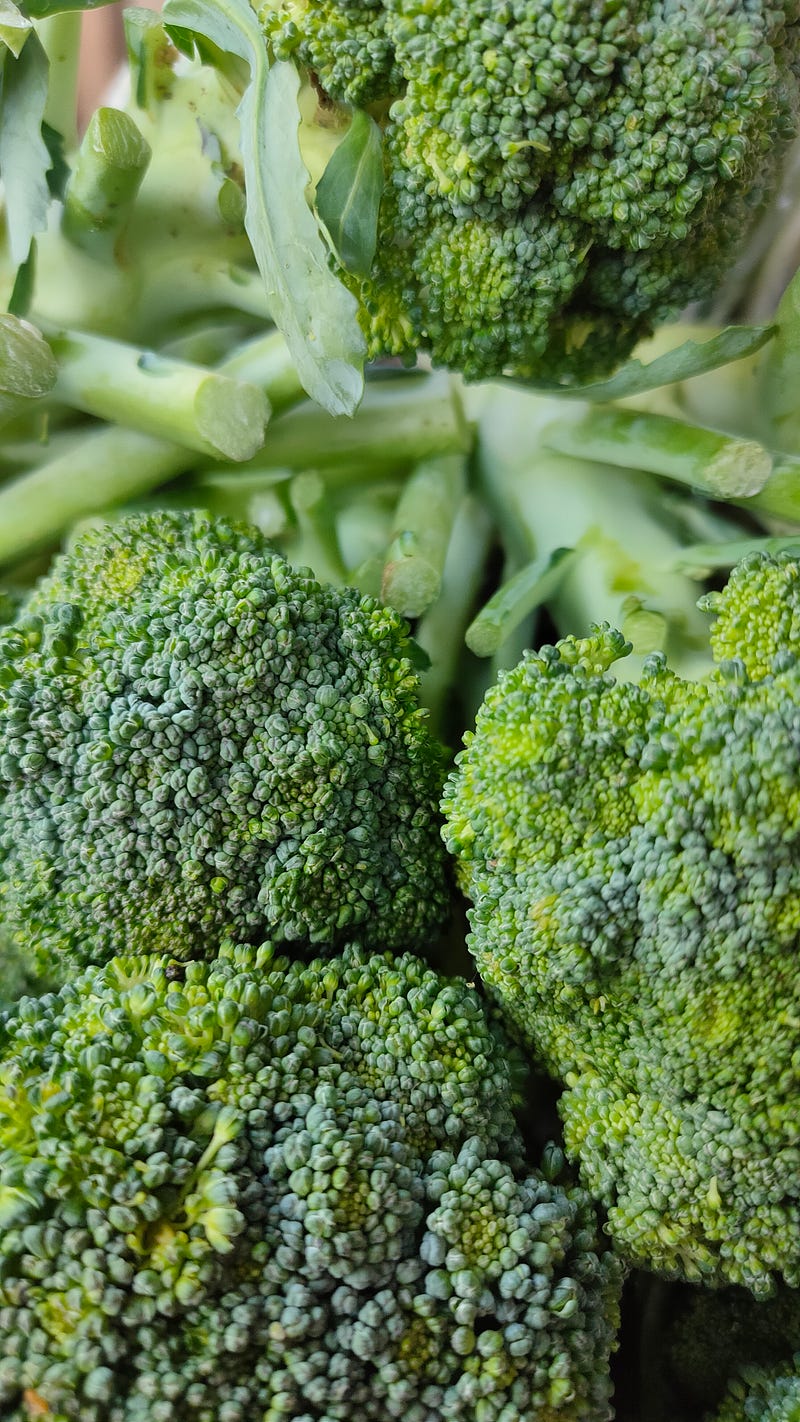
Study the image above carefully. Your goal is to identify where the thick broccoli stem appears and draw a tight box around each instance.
[542,406,773,499]
[473,386,715,675]
[0,330,302,566]
[381,453,467,618]
[48,327,270,460]
[61,107,152,261]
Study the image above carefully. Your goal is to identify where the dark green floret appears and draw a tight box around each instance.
[263,0,800,381]
[0,942,622,1421]
[0,511,449,973]
[442,554,800,1292]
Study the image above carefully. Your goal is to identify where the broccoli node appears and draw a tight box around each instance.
[0,511,449,972]
[263,0,800,382]
[442,556,800,1292]
[0,944,622,1420]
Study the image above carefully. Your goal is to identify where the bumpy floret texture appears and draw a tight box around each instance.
[664,1283,800,1413]
[711,1355,800,1422]
[263,0,800,380]
[442,557,800,1292]
[0,511,449,972]
[0,943,622,1421]
[701,549,800,678]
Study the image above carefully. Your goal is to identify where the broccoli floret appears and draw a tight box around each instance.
[701,550,800,679]
[0,511,449,973]
[262,0,800,382]
[0,943,623,1420]
[442,554,800,1292]
[711,1355,800,1422]
[664,1282,800,1415]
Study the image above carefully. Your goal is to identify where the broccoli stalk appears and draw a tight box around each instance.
[0,329,305,566]
[465,384,722,678]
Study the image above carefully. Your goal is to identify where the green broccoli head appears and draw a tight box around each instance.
[711,1355,800,1422]
[0,943,623,1421]
[442,555,800,1293]
[0,511,449,972]
[262,0,800,381]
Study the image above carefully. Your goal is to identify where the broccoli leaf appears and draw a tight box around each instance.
[0,0,31,56]
[0,31,51,267]
[316,109,384,278]
[503,324,776,401]
[163,0,366,417]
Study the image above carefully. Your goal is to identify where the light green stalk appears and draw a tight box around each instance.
[0,426,191,566]
[285,470,349,586]
[542,406,773,500]
[200,373,471,483]
[381,453,467,618]
[0,330,303,565]
[473,385,717,677]
[465,547,578,657]
[415,495,494,734]
[49,327,270,461]
[61,108,152,261]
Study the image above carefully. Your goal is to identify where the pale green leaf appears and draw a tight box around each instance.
[503,324,776,402]
[0,0,31,57]
[163,0,365,415]
[0,30,51,266]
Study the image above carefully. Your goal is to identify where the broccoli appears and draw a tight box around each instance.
[0,510,449,974]
[261,0,800,382]
[661,1282,800,1416]
[710,1355,800,1422]
[0,941,623,1421]
[442,551,800,1293]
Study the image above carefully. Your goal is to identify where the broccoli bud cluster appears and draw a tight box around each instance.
[0,944,622,1421]
[443,554,800,1292]
[0,512,449,973]
[263,0,800,381]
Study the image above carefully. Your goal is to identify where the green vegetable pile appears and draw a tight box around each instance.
[0,1,799,1419]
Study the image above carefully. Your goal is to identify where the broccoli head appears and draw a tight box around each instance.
[262,0,800,381]
[442,554,800,1293]
[0,511,449,972]
[0,943,623,1420]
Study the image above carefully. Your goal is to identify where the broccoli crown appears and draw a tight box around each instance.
[441,557,800,1292]
[711,1355,800,1422]
[0,943,622,1421]
[0,511,449,972]
[263,0,800,381]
